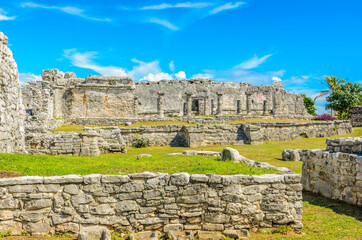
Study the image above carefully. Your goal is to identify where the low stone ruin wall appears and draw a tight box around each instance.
[90,120,352,148]
[0,172,303,236]
[25,131,126,156]
[325,137,362,154]
[256,120,352,142]
[68,114,314,126]
[301,137,361,206]
[24,120,353,155]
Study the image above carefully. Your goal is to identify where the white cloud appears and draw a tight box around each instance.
[175,71,186,79]
[63,49,185,81]
[169,61,175,72]
[141,72,173,81]
[129,58,162,79]
[63,49,128,76]
[21,2,111,22]
[192,73,213,79]
[148,18,179,30]
[272,77,282,82]
[19,73,41,83]
[235,54,273,70]
[141,2,212,10]
[0,9,16,21]
[209,1,245,15]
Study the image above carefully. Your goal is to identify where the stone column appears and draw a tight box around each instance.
[263,100,267,115]
[246,94,252,115]
[237,100,241,114]
[184,93,192,117]
[157,92,165,118]
[133,97,138,117]
[216,93,223,116]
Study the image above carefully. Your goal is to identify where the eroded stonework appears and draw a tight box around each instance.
[0,32,25,153]
[22,69,310,127]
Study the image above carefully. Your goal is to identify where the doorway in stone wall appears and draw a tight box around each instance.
[192,99,199,115]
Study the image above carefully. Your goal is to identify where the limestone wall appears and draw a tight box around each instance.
[301,137,362,206]
[25,131,126,156]
[86,120,352,149]
[351,105,362,127]
[0,32,25,153]
[256,120,352,141]
[22,70,311,123]
[135,80,307,117]
[326,137,362,154]
[0,172,302,235]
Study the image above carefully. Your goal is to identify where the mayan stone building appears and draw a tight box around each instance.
[0,32,25,153]
[22,69,308,124]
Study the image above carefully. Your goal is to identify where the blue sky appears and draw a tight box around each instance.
[1,0,361,113]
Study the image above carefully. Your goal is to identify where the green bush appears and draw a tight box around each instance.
[132,138,148,148]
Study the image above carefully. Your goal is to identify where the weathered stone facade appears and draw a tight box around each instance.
[0,171,303,236]
[301,137,362,206]
[22,70,310,127]
[350,105,362,127]
[0,32,25,153]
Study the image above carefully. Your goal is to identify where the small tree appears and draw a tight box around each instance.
[301,94,317,116]
[314,76,347,116]
[326,82,362,119]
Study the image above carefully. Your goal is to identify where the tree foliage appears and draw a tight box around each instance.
[326,82,362,119]
[301,94,317,116]
[314,76,347,101]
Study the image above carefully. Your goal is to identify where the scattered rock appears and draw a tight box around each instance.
[221,147,241,162]
[137,154,152,159]
[77,226,111,240]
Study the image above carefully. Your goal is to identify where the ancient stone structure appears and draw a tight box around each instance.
[22,70,310,128]
[301,137,361,206]
[0,32,25,153]
[86,120,352,148]
[0,171,303,236]
[26,131,126,156]
[350,105,362,127]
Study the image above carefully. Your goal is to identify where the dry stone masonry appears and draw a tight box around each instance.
[301,137,362,206]
[0,171,303,236]
[0,32,25,153]
[350,105,362,127]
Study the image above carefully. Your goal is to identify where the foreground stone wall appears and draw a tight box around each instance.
[0,172,302,235]
[0,32,25,153]
[301,137,361,206]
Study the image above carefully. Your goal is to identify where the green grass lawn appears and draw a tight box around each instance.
[0,127,361,239]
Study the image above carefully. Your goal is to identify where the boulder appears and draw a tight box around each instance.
[77,226,111,240]
[221,147,241,162]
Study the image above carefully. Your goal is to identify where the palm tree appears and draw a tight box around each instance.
[314,76,347,116]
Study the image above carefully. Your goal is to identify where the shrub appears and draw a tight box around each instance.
[313,113,337,121]
[132,138,148,148]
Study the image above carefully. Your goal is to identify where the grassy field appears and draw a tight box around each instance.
[0,127,361,239]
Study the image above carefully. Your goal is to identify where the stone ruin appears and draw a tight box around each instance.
[301,137,361,206]
[351,105,362,127]
[0,32,25,153]
[22,69,309,126]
